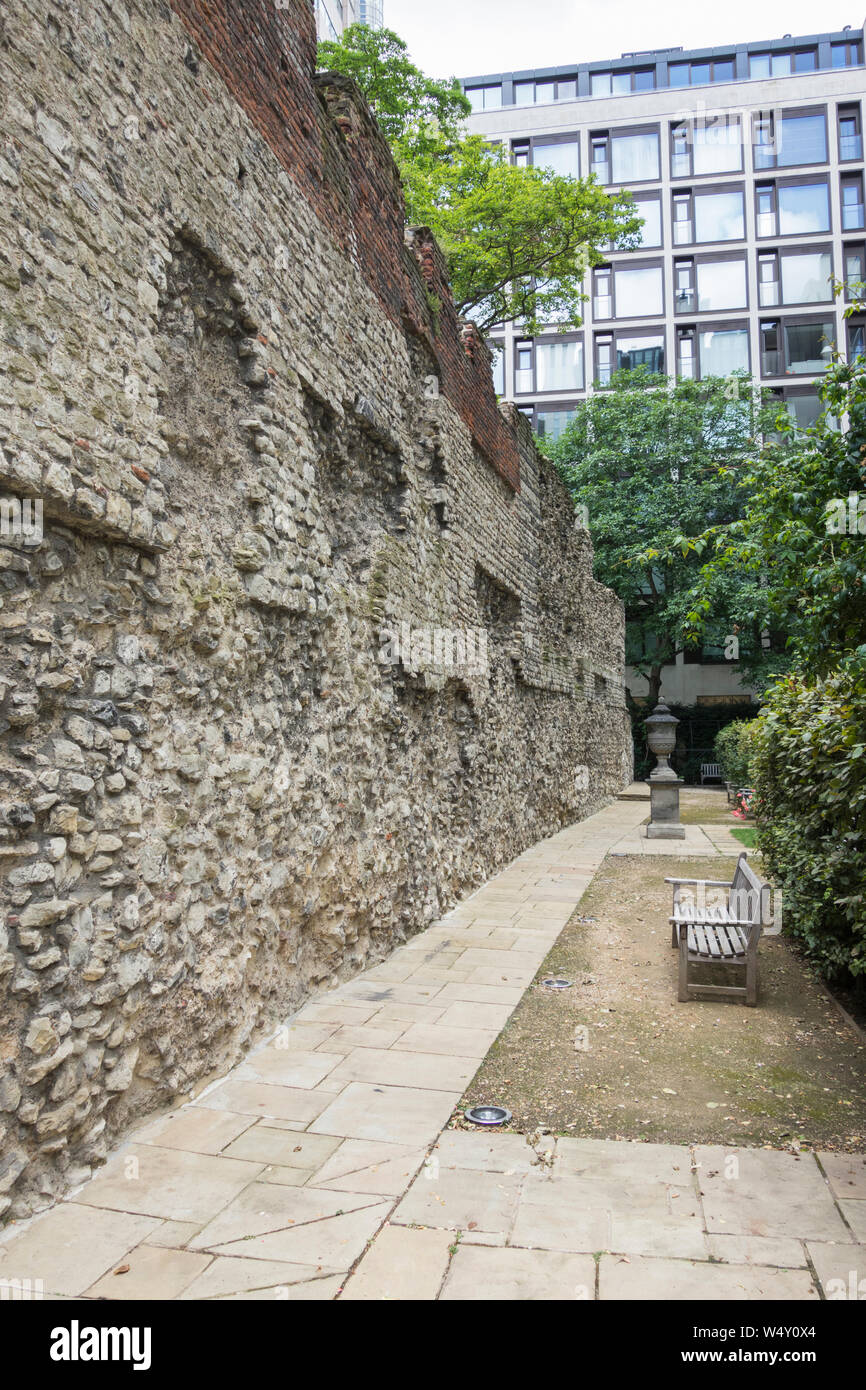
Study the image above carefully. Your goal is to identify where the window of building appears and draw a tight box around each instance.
[668,57,734,86]
[758,180,831,236]
[633,195,662,247]
[674,259,695,313]
[489,342,505,396]
[466,85,502,112]
[536,338,584,391]
[515,340,534,393]
[699,326,750,377]
[779,249,833,304]
[591,136,609,184]
[536,407,576,440]
[532,139,580,179]
[595,331,665,381]
[672,192,693,245]
[693,188,745,243]
[842,173,866,230]
[671,117,742,177]
[839,105,863,161]
[760,318,835,375]
[750,49,817,77]
[615,263,664,317]
[844,243,866,299]
[593,267,612,319]
[610,129,660,182]
[753,110,828,169]
[695,257,748,311]
[831,40,862,68]
[848,321,866,360]
[514,77,577,105]
[591,68,655,95]
[512,141,529,167]
[758,252,779,307]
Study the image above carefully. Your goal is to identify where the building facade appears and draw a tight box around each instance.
[462,26,866,704]
[316,0,383,41]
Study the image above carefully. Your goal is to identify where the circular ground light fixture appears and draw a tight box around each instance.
[465,1105,512,1127]
[542,977,572,989]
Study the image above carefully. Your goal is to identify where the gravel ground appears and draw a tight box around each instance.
[459,853,866,1152]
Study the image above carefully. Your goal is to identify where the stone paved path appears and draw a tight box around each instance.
[1,801,863,1301]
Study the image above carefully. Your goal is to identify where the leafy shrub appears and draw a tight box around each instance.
[751,659,866,982]
[714,718,759,787]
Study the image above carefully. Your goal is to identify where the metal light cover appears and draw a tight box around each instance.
[465,1105,512,1127]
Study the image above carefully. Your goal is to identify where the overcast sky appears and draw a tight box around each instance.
[383,0,859,78]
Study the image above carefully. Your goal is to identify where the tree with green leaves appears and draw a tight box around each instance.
[318,23,471,154]
[546,369,782,707]
[318,26,641,333]
[684,349,866,676]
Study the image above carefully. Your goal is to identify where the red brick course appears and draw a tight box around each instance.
[168,0,520,490]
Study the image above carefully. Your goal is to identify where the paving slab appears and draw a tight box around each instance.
[0,1204,161,1297]
[206,1201,390,1268]
[312,1139,426,1194]
[599,1253,818,1300]
[189,1182,380,1253]
[308,1081,460,1146]
[85,1243,212,1300]
[135,1107,255,1156]
[694,1146,851,1242]
[324,1047,477,1092]
[818,1151,866,1201]
[211,1274,345,1300]
[70,1145,264,1224]
[805,1241,866,1299]
[195,1079,331,1125]
[180,1255,333,1300]
[236,1049,345,1090]
[392,1165,523,1235]
[340,1223,453,1300]
[221,1127,342,1169]
[441,1244,595,1300]
[432,1130,540,1174]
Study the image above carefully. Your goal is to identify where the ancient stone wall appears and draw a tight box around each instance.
[0,0,631,1219]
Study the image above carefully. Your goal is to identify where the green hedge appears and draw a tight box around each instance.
[751,662,866,983]
[714,719,760,788]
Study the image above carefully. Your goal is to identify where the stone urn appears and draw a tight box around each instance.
[645,702,680,781]
[644,701,685,838]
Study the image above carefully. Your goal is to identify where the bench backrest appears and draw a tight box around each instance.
[729,852,778,940]
[702,763,721,775]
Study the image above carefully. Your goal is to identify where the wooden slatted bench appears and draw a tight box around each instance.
[665,852,778,1006]
[700,762,723,784]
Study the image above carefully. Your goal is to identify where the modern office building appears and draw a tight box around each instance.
[462,25,866,705]
[316,0,383,41]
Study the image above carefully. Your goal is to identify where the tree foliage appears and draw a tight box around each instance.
[687,351,866,676]
[547,369,780,704]
[317,24,470,152]
[317,26,641,332]
[751,658,866,981]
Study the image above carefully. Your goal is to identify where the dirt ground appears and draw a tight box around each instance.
[678,787,740,825]
[461,853,866,1152]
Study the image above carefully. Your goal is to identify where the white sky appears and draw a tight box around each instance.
[383,0,861,78]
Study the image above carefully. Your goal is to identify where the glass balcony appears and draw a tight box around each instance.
[843,203,865,230]
[841,132,863,160]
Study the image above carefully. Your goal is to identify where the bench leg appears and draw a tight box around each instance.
[671,919,678,950]
[678,934,689,1002]
[746,949,758,1007]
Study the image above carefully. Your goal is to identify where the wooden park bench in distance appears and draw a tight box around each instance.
[665,852,779,1007]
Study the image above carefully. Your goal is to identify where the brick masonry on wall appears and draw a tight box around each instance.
[0,0,632,1220]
